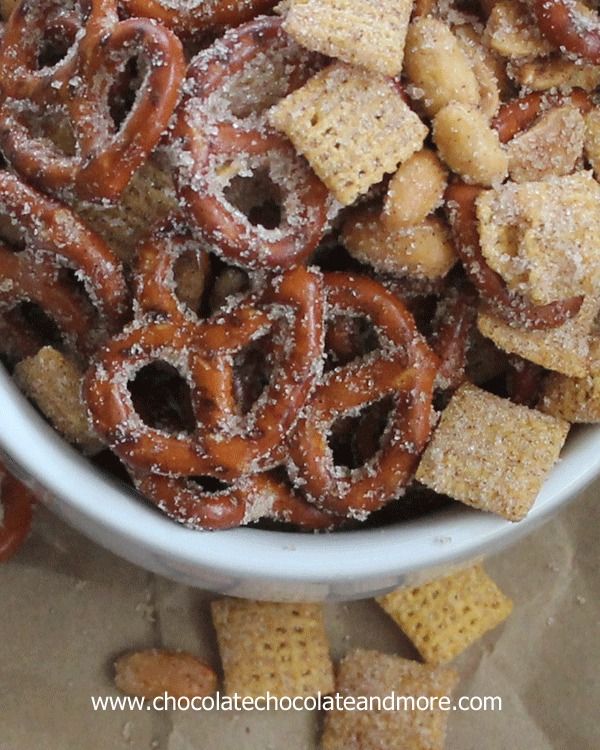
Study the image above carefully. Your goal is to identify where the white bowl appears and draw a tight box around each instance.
[1,364,599,601]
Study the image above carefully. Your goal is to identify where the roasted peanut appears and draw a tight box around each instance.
[433,102,508,186]
[384,150,448,229]
[343,209,457,280]
[114,650,217,700]
[404,18,480,116]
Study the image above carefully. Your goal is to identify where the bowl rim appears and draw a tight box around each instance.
[1,364,600,588]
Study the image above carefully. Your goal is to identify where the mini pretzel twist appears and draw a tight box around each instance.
[85,266,325,479]
[170,16,330,270]
[0,3,185,201]
[121,0,278,36]
[287,273,438,519]
[445,181,584,330]
[0,461,35,562]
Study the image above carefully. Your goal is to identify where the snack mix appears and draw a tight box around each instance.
[2,0,600,546]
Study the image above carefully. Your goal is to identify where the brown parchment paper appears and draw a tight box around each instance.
[0,481,598,750]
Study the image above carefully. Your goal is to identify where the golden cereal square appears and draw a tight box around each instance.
[210,598,334,698]
[283,0,412,77]
[476,173,600,305]
[14,346,101,454]
[477,295,599,378]
[322,649,458,750]
[269,63,428,205]
[415,384,569,520]
[376,565,513,664]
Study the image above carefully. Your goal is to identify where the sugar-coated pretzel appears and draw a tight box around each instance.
[445,182,584,330]
[0,171,130,333]
[0,12,185,201]
[492,88,592,143]
[171,16,330,270]
[192,266,324,476]
[288,273,438,519]
[133,469,341,531]
[533,0,600,64]
[506,357,544,406]
[122,0,278,36]
[0,461,35,562]
[85,267,324,479]
[0,0,116,101]
[0,244,97,356]
[431,285,477,391]
[135,218,211,321]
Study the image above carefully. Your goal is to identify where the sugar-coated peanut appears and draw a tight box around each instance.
[433,102,508,186]
[383,150,448,229]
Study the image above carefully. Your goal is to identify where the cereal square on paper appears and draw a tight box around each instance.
[476,173,600,306]
[376,565,513,664]
[283,0,412,77]
[322,649,458,750]
[269,63,427,205]
[415,383,569,521]
[477,295,599,378]
[210,598,334,698]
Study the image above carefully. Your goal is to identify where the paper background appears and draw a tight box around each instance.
[1,482,598,750]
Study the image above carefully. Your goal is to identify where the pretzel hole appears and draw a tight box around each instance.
[232,336,272,415]
[109,58,142,130]
[14,301,62,349]
[35,9,79,70]
[187,475,230,493]
[328,396,394,469]
[324,314,379,369]
[128,362,196,434]
[0,215,27,252]
[223,169,283,229]
[174,251,207,314]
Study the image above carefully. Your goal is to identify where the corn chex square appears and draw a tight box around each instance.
[269,63,427,206]
[376,565,513,664]
[283,0,412,77]
[210,598,334,698]
[322,649,458,750]
[415,383,569,520]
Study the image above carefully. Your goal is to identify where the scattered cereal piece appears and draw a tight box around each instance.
[342,208,457,280]
[14,347,102,454]
[376,565,513,664]
[283,0,412,77]
[433,102,508,187]
[477,173,600,305]
[485,0,554,60]
[114,649,217,700]
[211,598,334,697]
[384,150,448,230]
[72,161,178,264]
[584,108,600,179]
[269,63,427,206]
[540,345,600,421]
[506,106,585,183]
[404,18,480,117]
[415,383,569,520]
[322,649,458,750]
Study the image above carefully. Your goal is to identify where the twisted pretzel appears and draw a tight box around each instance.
[171,16,330,270]
[288,273,437,519]
[85,266,325,479]
[445,182,583,330]
[0,0,116,101]
[0,171,130,334]
[430,285,477,391]
[0,13,185,201]
[0,462,35,562]
[533,0,600,64]
[121,0,278,36]
[492,89,592,144]
[135,218,211,321]
[133,469,341,531]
